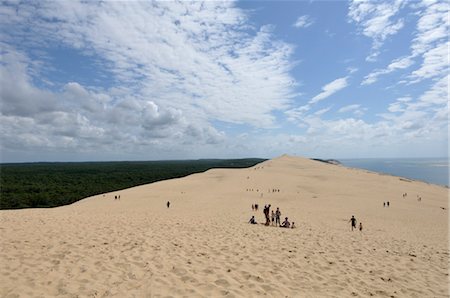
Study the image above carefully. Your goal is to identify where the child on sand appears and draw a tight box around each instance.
[248,216,257,224]
[271,210,275,226]
[291,222,296,229]
[359,222,363,232]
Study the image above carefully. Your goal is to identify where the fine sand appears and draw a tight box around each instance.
[0,155,448,297]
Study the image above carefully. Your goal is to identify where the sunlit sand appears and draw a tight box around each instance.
[1,155,448,297]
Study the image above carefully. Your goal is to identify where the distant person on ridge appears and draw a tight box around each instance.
[167,201,170,208]
[349,215,357,231]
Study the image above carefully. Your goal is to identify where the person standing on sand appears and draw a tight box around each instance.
[167,201,170,208]
[359,222,363,232]
[263,204,271,225]
[349,215,357,231]
[271,210,275,226]
[275,207,281,226]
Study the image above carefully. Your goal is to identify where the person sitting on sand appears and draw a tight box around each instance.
[248,215,257,224]
[291,222,296,229]
[281,217,290,228]
[349,215,357,231]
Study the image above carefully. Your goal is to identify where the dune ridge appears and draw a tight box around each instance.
[1,155,448,297]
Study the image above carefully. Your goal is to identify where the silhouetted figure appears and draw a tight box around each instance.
[359,222,363,232]
[167,201,170,208]
[248,215,257,224]
[275,207,281,226]
[263,205,271,226]
[291,222,296,229]
[281,217,290,228]
[349,215,357,231]
[387,201,390,207]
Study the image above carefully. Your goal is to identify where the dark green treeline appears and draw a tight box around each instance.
[0,159,265,210]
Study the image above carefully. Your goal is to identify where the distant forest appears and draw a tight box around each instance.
[0,159,265,210]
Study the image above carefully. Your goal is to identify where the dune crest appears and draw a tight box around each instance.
[1,155,448,297]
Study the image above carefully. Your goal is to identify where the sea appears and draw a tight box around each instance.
[339,158,449,187]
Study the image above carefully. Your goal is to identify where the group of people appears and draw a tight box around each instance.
[383,201,390,207]
[249,204,295,229]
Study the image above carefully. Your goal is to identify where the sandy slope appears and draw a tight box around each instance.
[0,155,448,297]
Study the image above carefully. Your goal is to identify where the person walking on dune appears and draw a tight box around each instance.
[349,215,357,231]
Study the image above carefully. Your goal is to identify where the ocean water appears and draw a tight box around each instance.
[339,158,449,187]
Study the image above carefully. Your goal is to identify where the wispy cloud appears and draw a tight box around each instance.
[338,104,367,117]
[348,0,405,61]
[362,56,414,85]
[293,15,314,28]
[310,77,348,104]
[409,41,448,83]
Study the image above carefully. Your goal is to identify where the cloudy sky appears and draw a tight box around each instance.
[0,0,448,162]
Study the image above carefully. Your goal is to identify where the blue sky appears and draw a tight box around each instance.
[0,0,448,162]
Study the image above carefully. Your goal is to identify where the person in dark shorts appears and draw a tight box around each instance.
[349,215,357,231]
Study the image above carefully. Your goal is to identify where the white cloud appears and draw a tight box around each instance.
[314,107,332,116]
[348,0,405,61]
[338,104,367,117]
[411,1,449,56]
[362,56,414,85]
[293,15,314,28]
[406,1,449,84]
[0,1,298,159]
[310,77,348,104]
[409,41,448,82]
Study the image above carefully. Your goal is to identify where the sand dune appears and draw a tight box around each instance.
[1,155,448,297]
